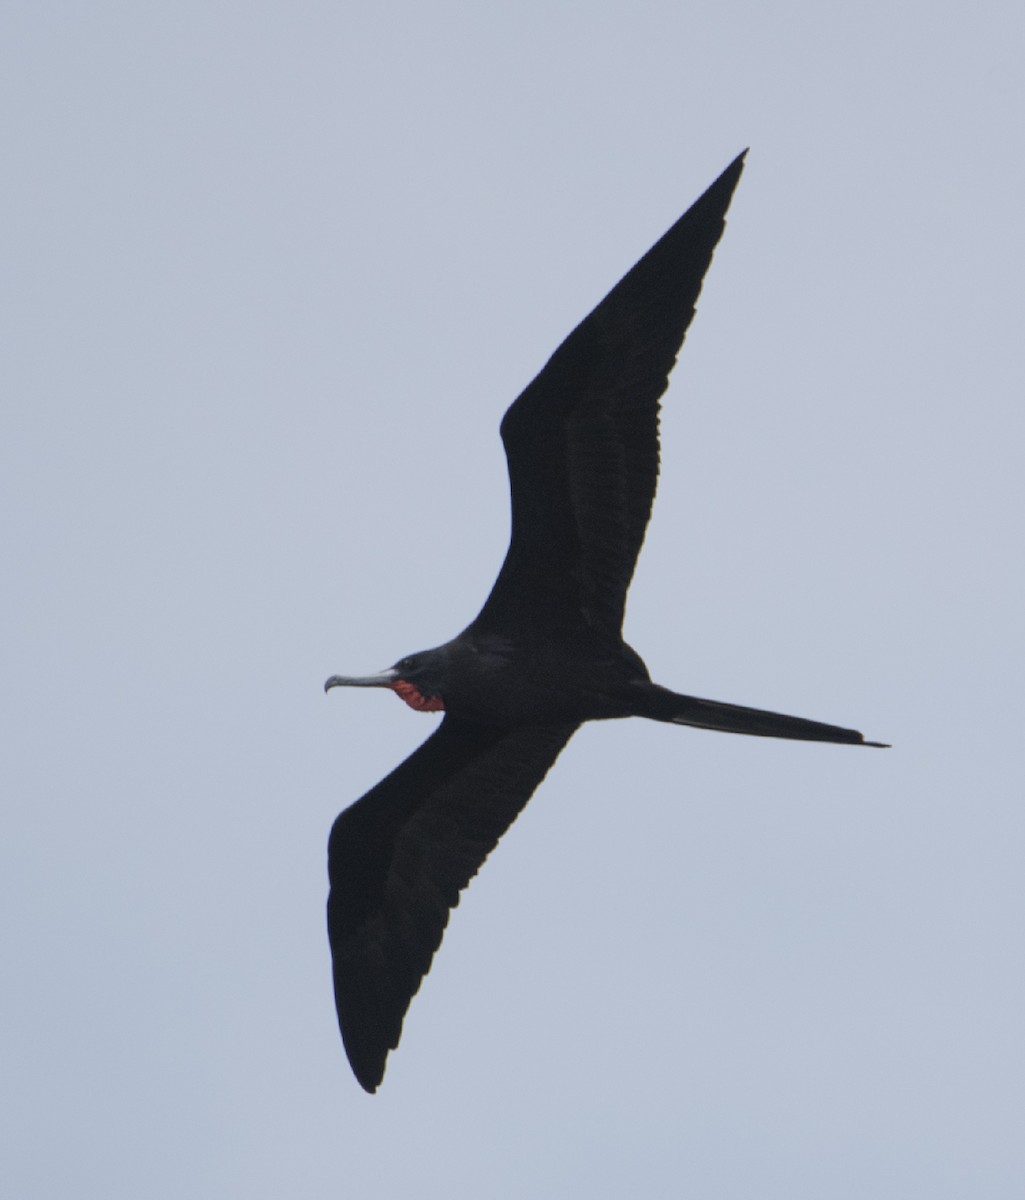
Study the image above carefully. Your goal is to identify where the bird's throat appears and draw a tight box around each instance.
[391,680,445,712]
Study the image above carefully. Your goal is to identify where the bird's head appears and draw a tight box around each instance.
[324,649,447,713]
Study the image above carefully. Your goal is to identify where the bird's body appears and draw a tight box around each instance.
[324,151,885,1092]
[387,629,649,725]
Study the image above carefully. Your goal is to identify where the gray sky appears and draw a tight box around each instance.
[3,3,1023,1196]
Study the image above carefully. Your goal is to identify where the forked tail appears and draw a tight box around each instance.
[643,684,888,747]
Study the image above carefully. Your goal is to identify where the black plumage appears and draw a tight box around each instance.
[323,152,885,1092]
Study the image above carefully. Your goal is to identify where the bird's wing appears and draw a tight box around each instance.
[472,152,746,639]
[327,716,577,1092]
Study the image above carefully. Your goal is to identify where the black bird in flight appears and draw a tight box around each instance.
[324,151,885,1092]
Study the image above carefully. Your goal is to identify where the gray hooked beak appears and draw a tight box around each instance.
[324,668,400,694]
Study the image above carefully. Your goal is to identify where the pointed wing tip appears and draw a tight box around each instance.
[717,149,748,193]
[862,739,891,749]
[346,1041,388,1093]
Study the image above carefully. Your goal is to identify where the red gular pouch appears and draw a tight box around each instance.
[390,678,445,712]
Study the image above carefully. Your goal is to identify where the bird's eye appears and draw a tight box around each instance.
[398,655,420,674]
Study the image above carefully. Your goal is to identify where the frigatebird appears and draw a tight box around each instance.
[324,151,885,1092]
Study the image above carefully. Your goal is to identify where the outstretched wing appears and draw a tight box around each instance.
[472,151,746,639]
[327,716,577,1092]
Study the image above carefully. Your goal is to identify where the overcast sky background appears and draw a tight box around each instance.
[3,3,1023,1197]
